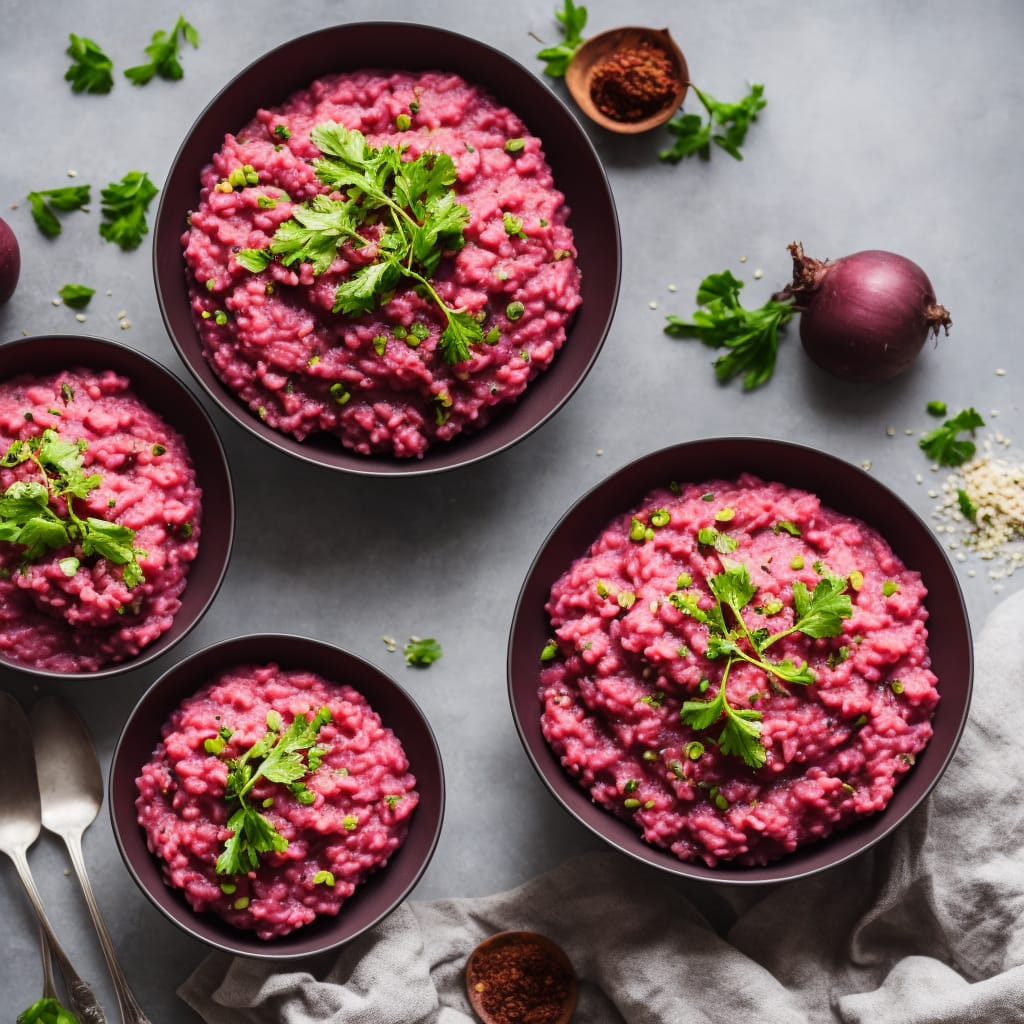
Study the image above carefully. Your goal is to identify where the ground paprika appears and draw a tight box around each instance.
[589,41,678,122]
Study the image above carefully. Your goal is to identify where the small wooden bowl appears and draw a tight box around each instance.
[466,930,578,1024]
[566,26,688,134]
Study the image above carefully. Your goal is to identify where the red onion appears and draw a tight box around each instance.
[778,242,952,382]
[0,216,19,306]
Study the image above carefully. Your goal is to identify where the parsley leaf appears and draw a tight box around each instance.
[536,0,588,77]
[664,269,795,390]
[785,574,853,641]
[239,122,482,364]
[660,83,767,163]
[26,185,91,237]
[404,636,443,666]
[0,428,144,585]
[58,283,95,308]
[918,407,985,466]
[124,15,200,85]
[680,667,766,770]
[65,34,114,94]
[215,707,332,875]
[16,995,79,1024]
[957,488,977,523]
[99,171,159,250]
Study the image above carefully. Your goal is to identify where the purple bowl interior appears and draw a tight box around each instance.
[109,634,445,959]
[508,437,973,885]
[154,22,620,476]
[0,335,233,680]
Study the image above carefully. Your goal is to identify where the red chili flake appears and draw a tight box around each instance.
[589,42,678,122]
[467,935,573,1024]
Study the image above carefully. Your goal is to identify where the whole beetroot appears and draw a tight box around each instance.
[0,215,21,305]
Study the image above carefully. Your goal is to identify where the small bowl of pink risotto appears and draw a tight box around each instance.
[508,438,972,884]
[154,22,619,475]
[0,335,233,677]
[110,633,444,958]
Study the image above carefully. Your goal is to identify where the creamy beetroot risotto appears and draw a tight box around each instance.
[183,69,582,458]
[540,474,939,867]
[0,369,201,673]
[136,663,418,939]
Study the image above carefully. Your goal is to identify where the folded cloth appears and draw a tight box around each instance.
[180,587,1024,1024]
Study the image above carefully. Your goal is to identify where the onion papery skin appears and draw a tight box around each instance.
[784,244,952,382]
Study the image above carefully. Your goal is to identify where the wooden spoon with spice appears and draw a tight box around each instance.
[465,930,578,1024]
[566,26,688,134]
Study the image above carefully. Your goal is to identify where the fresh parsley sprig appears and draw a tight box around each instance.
[918,407,985,466]
[26,185,91,238]
[124,15,199,85]
[535,0,588,78]
[16,996,79,1024]
[215,707,332,876]
[660,83,767,163]
[674,559,852,769]
[99,171,159,250]
[237,122,482,364]
[0,429,145,587]
[664,269,795,390]
[65,34,114,94]
[404,636,442,667]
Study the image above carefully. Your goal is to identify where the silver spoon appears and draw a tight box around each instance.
[0,691,106,1024]
[31,696,153,1024]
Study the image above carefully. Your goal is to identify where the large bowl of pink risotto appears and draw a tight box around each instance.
[110,633,444,958]
[154,22,619,475]
[508,438,972,884]
[0,336,233,678]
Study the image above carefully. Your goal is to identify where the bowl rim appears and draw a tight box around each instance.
[0,333,234,681]
[153,20,621,478]
[108,632,445,959]
[507,436,974,885]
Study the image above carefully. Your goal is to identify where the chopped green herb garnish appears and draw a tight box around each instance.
[26,185,91,237]
[124,15,200,85]
[540,640,559,662]
[404,636,442,666]
[926,399,948,417]
[957,488,977,523]
[504,138,526,153]
[16,996,79,1024]
[506,301,525,321]
[274,124,292,140]
[65,34,114,94]
[343,814,359,831]
[503,212,526,238]
[918,407,985,467]
[535,0,588,77]
[313,870,335,886]
[214,706,332,875]
[58,283,95,309]
[0,428,145,586]
[236,122,481,364]
[99,171,159,250]
[774,520,801,536]
[882,580,899,597]
[665,269,795,390]
[660,83,766,163]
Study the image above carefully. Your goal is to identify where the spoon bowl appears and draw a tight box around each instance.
[0,692,106,1023]
[566,26,688,134]
[465,930,577,1024]
[31,696,154,1024]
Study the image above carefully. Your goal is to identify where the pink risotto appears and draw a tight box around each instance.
[540,475,939,867]
[183,69,581,458]
[136,663,418,939]
[0,369,201,673]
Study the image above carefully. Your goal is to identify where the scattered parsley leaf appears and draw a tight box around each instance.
[124,15,200,85]
[65,34,114,94]
[215,707,331,875]
[99,171,159,250]
[957,488,977,523]
[918,407,985,466]
[664,269,795,390]
[26,185,91,237]
[404,636,442,667]
[58,283,95,308]
[926,399,948,417]
[16,996,79,1024]
[784,574,853,641]
[660,83,767,163]
[535,0,588,78]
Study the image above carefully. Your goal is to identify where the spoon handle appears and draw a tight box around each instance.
[38,924,59,1001]
[64,832,154,1024]
[5,845,107,1024]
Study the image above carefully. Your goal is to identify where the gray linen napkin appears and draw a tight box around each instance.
[180,587,1024,1024]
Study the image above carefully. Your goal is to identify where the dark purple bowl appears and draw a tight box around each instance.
[153,22,620,476]
[110,633,444,959]
[508,437,973,885]
[0,335,233,679]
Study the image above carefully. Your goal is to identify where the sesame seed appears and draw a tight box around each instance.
[886,426,895,437]
[667,283,677,293]
[753,269,763,279]
[75,313,86,323]
[995,368,1006,376]
[649,300,658,310]
[739,255,748,263]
